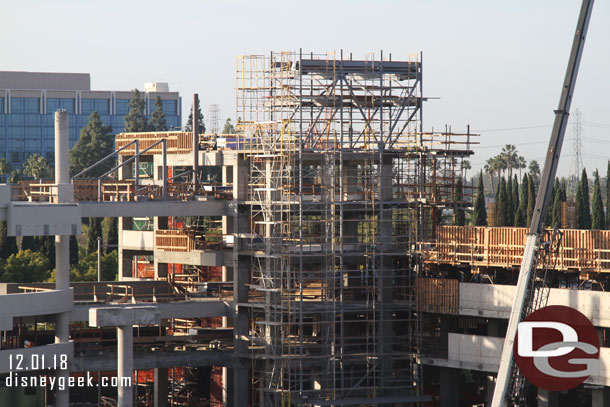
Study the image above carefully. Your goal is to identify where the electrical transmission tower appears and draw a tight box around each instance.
[569,108,583,199]
[209,104,220,134]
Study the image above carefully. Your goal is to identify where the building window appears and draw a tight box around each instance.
[162,100,177,115]
[8,127,24,139]
[47,98,75,114]
[8,114,24,126]
[0,97,4,113]
[11,98,40,113]
[24,127,40,139]
[116,99,130,115]
[25,115,40,127]
[82,98,109,115]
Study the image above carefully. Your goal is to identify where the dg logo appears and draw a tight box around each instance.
[514,305,600,391]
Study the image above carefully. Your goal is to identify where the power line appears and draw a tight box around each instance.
[472,124,551,132]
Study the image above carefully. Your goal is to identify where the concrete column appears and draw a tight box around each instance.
[117,325,134,407]
[439,367,459,407]
[592,386,610,407]
[537,388,559,407]
[485,374,496,406]
[54,110,70,407]
[153,368,168,407]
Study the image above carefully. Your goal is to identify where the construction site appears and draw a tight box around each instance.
[2,36,610,407]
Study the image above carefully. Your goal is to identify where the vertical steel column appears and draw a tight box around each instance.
[54,110,70,407]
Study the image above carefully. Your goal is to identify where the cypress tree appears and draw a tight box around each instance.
[560,178,567,201]
[87,217,103,255]
[150,96,167,131]
[124,89,149,132]
[592,170,605,229]
[185,104,206,133]
[526,174,536,226]
[552,191,563,228]
[546,179,559,226]
[495,177,507,226]
[506,176,514,226]
[69,111,114,177]
[515,174,529,227]
[606,161,610,229]
[35,236,56,267]
[473,171,487,226]
[512,174,520,221]
[104,217,119,254]
[454,177,465,226]
[576,169,591,229]
[70,235,79,266]
[20,236,37,251]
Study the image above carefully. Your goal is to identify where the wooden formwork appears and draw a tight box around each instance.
[561,201,576,229]
[115,132,194,155]
[155,230,195,252]
[416,277,459,314]
[425,225,610,273]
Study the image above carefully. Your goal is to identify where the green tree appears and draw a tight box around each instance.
[592,170,605,230]
[150,96,167,131]
[69,111,114,177]
[0,221,18,258]
[515,173,529,227]
[22,154,52,180]
[494,177,507,227]
[529,160,541,187]
[473,171,487,226]
[222,118,236,134]
[606,162,610,229]
[576,169,591,229]
[102,217,118,254]
[506,176,514,226]
[7,170,22,183]
[512,174,520,218]
[124,89,148,132]
[87,217,103,254]
[0,250,51,283]
[552,190,563,228]
[35,236,56,267]
[20,236,37,252]
[70,235,79,266]
[184,103,205,133]
[454,177,465,226]
[526,174,536,226]
[0,158,12,182]
[70,250,118,281]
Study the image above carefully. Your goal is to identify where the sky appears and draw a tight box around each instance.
[3,0,609,178]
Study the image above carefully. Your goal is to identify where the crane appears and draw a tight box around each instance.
[490,0,594,406]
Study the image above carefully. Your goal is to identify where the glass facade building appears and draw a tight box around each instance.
[0,72,181,168]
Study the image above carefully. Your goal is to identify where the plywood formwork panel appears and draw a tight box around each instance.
[426,225,610,273]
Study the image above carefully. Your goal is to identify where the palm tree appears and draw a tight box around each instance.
[517,156,527,178]
[501,144,519,178]
[23,154,52,180]
[461,159,472,182]
[484,157,496,194]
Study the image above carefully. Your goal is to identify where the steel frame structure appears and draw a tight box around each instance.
[236,50,475,406]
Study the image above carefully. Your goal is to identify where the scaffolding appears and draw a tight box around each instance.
[236,50,476,406]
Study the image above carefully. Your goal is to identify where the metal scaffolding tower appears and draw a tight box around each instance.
[235,50,475,406]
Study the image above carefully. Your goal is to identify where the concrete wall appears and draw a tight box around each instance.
[122,230,154,251]
[460,283,610,327]
[442,333,610,387]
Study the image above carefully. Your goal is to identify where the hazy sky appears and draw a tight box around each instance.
[3,0,609,177]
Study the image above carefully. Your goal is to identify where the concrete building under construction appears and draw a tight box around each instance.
[1,50,610,407]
